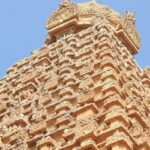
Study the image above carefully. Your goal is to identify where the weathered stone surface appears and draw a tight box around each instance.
[0,0,149,150]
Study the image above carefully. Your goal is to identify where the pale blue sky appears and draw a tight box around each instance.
[0,0,150,78]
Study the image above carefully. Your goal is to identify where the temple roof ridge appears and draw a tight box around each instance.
[45,0,140,53]
[46,0,120,29]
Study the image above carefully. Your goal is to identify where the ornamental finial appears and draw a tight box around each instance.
[91,0,96,3]
[62,0,70,3]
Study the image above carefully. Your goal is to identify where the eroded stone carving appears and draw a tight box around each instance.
[0,0,149,150]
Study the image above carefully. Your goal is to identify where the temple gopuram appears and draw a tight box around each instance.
[0,0,150,150]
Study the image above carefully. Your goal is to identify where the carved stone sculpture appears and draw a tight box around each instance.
[0,0,149,150]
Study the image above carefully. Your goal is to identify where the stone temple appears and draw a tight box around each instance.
[0,0,150,150]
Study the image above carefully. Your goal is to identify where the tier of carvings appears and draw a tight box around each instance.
[0,1,149,150]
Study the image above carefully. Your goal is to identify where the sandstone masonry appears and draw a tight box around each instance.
[0,1,150,150]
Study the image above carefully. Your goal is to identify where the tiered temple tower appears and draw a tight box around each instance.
[0,0,150,150]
